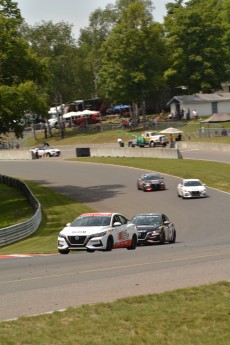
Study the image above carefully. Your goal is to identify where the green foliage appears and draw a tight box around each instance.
[0,81,48,137]
[98,1,166,104]
[164,0,228,93]
[20,20,79,103]
[0,1,48,137]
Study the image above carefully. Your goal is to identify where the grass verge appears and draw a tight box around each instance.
[0,183,34,227]
[0,181,94,254]
[0,281,230,344]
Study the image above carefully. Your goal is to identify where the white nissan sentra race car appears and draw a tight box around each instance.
[57,212,138,254]
[177,178,207,199]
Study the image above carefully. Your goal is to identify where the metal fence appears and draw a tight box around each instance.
[0,175,42,247]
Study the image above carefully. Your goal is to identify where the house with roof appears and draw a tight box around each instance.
[167,92,230,118]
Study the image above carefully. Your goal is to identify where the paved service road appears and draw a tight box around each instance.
[0,159,229,321]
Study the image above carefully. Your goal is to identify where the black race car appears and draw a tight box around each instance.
[130,213,176,245]
[137,173,165,191]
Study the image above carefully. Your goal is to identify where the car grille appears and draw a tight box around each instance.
[150,184,161,190]
[138,231,147,239]
[191,191,200,196]
[68,236,87,245]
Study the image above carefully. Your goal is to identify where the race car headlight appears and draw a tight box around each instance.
[152,228,161,234]
[90,231,107,239]
[145,183,151,187]
[58,233,66,238]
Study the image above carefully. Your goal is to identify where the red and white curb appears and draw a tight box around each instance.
[0,254,58,259]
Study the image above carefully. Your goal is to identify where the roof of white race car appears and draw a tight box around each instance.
[79,212,114,217]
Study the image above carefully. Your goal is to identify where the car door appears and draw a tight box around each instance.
[111,214,122,244]
[115,214,129,245]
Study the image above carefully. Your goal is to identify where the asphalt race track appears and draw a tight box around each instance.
[0,157,230,321]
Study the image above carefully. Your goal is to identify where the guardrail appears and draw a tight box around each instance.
[0,175,42,247]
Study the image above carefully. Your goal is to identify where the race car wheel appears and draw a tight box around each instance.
[127,234,137,250]
[150,141,154,147]
[105,236,113,251]
[58,248,70,254]
[87,248,95,253]
[169,230,176,243]
[137,184,141,190]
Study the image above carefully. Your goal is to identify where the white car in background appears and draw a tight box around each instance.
[177,179,207,199]
[30,146,61,157]
[57,212,138,254]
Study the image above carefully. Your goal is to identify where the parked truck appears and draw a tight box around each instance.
[128,131,168,148]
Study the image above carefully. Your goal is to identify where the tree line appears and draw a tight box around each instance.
[1,0,230,137]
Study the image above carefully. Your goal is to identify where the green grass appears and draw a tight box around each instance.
[0,281,230,344]
[0,183,34,227]
[0,181,94,254]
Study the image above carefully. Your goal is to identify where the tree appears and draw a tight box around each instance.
[164,0,228,93]
[20,20,79,104]
[98,0,166,111]
[77,5,117,100]
[0,81,47,138]
[0,1,48,137]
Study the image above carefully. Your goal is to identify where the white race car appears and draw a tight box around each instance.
[57,212,138,254]
[30,146,61,157]
[177,179,207,199]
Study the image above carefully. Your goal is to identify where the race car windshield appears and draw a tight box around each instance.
[184,181,202,186]
[144,175,160,180]
[131,216,161,225]
[71,216,111,227]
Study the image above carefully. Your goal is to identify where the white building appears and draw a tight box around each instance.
[167,93,230,118]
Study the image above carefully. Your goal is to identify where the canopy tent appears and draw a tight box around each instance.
[81,109,100,115]
[160,127,183,134]
[200,113,230,123]
[63,110,100,119]
[113,105,130,111]
[62,111,83,119]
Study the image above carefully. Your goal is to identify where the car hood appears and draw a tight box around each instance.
[184,186,205,191]
[144,180,161,184]
[136,224,159,232]
[59,225,111,236]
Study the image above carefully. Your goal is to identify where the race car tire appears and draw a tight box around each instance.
[150,141,154,147]
[137,184,141,190]
[58,248,70,254]
[105,236,113,251]
[86,248,95,253]
[169,230,176,243]
[127,234,137,250]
